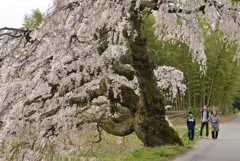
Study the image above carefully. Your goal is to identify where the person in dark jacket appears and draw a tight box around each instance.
[187,112,196,141]
[200,105,210,138]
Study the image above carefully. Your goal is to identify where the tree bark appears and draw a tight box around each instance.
[127,5,182,146]
[130,36,182,146]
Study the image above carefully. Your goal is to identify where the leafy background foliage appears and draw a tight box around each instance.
[143,14,240,113]
[22,8,43,30]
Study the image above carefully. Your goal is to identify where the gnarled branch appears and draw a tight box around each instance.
[98,113,134,136]
[113,60,135,81]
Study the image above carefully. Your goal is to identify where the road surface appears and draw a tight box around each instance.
[174,116,240,161]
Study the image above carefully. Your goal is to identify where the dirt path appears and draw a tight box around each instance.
[174,116,240,161]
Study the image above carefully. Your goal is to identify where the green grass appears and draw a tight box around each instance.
[100,146,182,161]
[97,125,201,161]
[47,125,201,161]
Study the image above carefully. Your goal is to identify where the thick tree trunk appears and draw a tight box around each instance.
[99,2,183,147]
[130,36,183,146]
[125,6,182,145]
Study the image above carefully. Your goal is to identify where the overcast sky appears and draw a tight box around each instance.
[0,0,52,28]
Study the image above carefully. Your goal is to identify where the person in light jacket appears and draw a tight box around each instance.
[208,109,220,139]
[200,105,210,138]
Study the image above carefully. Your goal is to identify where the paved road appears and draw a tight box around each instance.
[174,116,240,161]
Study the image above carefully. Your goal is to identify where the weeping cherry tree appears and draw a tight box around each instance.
[0,0,240,159]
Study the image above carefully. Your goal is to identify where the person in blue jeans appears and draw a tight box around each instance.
[187,112,196,141]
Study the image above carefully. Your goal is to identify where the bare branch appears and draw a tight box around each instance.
[167,5,206,14]
[95,124,102,143]
[69,34,85,45]
[0,27,33,42]
[59,1,80,11]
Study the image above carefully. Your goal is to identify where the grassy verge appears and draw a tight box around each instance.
[50,125,200,161]
[222,113,240,121]
[97,125,201,161]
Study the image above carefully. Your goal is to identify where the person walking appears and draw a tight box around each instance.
[187,112,196,141]
[208,109,220,139]
[200,105,210,138]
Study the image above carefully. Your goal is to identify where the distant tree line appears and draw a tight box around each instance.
[144,14,240,114]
